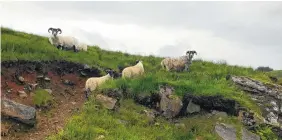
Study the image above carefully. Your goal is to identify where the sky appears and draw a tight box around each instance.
[1,1,282,69]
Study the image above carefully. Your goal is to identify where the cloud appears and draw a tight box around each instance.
[1,1,281,69]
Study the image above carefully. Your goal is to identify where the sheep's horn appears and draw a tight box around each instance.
[48,28,53,33]
[57,28,62,34]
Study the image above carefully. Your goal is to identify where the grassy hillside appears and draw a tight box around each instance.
[1,27,278,139]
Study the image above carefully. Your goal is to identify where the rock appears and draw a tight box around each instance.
[18,76,25,83]
[44,89,52,94]
[212,110,228,117]
[231,76,282,100]
[71,102,76,105]
[84,64,90,69]
[265,112,278,125]
[215,123,237,140]
[1,99,36,125]
[62,79,75,86]
[18,90,27,98]
[44,77,51,81]
[160,94,183,119]
[102,88,123,101]
[158,85,183,118]
[37,75,44,79]
[95,94,117,110]
[239,111,257,129]
[182,94,239,116]
[186,99,201,114]
[242,128,260,140]
[142,109,156,122]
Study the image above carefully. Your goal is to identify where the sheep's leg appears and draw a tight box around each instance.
[73,45,78,52]
[84,88,91,100]
[56,45,62,50]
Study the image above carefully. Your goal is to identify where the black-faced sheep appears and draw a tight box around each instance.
[48,27,87,52]
[161,50,197,72]
[84,70,115,99]
[122,60,144,78]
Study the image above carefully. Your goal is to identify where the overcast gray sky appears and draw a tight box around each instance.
[1,1,282,69]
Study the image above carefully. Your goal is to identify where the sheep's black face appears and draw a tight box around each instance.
[106,70,115,78]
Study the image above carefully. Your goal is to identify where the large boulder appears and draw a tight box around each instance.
[230,76,282,126]
[1,99,36,126]
[159,85,183,119]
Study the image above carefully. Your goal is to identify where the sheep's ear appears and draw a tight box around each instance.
[135,60,139,64]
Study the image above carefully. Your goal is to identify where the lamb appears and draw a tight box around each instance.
[122,60,144,78]
[84,70,114,99]
[48,27,88,52]
[161,50,197,72]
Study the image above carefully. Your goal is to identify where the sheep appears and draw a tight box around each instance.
[48,27,88,52]
[161,50,197,72]
[122,60,144,78]
[84,70,114,99]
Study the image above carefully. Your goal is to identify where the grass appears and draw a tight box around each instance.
[33,89,53,106]
[1,27,280,139]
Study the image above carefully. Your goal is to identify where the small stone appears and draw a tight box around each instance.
[37,75,44,79]
[18,90,27,98]
[71,102,76,105]
[44,77,51,81]
[270,101,277,106]
[18,76,25,82]
[44,89,52,94]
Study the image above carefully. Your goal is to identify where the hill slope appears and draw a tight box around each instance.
[1,27,279,140]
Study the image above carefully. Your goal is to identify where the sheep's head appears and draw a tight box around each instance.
[186,50,197,55]
[105,69,115,78]
[136,60,143,64]
[48,27,62,37]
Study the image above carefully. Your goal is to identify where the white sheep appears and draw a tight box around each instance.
[85,70,114,92]
[161,50,197,72]
[48,27,88,52]
[122,60,144,78]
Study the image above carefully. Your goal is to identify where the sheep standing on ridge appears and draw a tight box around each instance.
[122,60,144,78]
[84,70,114,99]
[48,27,87,52]
[161,50,197,72]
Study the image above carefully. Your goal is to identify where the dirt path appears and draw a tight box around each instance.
[1,60,101,140]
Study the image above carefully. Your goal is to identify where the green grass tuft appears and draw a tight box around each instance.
[33,89,53,106]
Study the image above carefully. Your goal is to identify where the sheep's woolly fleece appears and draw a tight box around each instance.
[85,73,112,91]
[161,56,189,71]
[122,61,144,78]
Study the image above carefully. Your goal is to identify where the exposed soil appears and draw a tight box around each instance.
[1,60,102,140]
